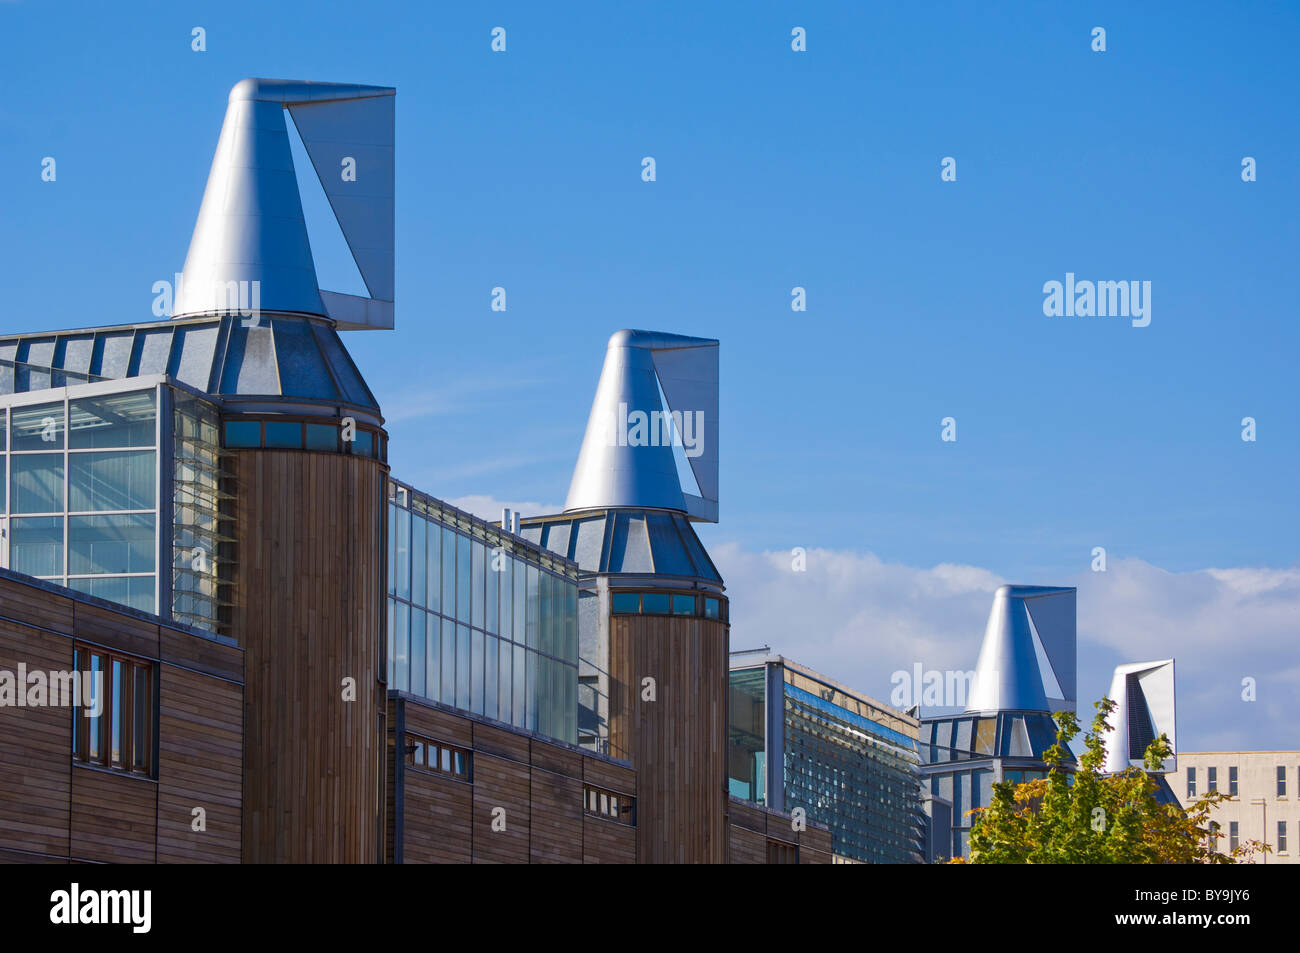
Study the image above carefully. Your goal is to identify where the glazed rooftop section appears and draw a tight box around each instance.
[0,378,226,629]
[386,479,581,746]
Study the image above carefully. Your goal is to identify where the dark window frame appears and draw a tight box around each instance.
[583,783,635,825]
[72,643,155,779]
[404,731,472,782]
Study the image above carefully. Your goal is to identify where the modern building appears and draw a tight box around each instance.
[1100,658,1179,804]
[1172,752,1300,863]
[918,585,1078,861]
[518,330,832,862]
[728,650,924,863]
[0,77,832,863]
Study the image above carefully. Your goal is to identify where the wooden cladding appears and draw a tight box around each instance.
[608,612,729,863]
[0,570,243,863]
[390,696,637,864]
[232,449,386,864]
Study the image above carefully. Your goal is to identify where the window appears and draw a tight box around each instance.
[1229,765,1238,797]
[1279,821,1288,854]
[1187,766,1197,798]
[611,592,639,614]
[404,733,471,780]
[766,839,799,864]
[71,645,154,778]
[641,592,670,614]
[304,424,338,452]
[223,420,260,448]
[1278,765,1288,798]
[263,421,302,449]
[584,784,634,825]
[704,597,721,620]
[1207,766,1217,793]
[671,594,695,616]
[1229,821,1239,852]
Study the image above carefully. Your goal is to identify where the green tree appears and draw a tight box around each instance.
[958,698,1268,864]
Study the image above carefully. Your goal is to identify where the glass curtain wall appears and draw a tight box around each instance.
[386,482,579,745]
[172,392,227,631]
[1,387,159,613]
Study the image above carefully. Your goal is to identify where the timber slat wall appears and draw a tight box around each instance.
[0,572,243,863]
[726,796,834,864]
[389,696,636,863]
[232,449,387,864]
[608,613,729,863]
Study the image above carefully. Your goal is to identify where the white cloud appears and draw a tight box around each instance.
[446,494,561,523]
[711,545,1300,752]
[441,499,1299,751]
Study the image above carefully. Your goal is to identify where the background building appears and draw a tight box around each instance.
[919,585,1078,860]
[729,649,923,864]
[1172,752,1300,864]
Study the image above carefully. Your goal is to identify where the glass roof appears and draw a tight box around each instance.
[0,315,378,410]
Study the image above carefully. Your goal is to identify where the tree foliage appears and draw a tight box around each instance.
[956,698,1268,864]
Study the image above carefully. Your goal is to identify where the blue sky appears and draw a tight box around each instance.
[3,2,1297,748]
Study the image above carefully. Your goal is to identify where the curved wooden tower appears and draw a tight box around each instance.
[233,442,387,863]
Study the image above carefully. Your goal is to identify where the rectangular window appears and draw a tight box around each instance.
[525,564,539,648]
[498,557,512,640]
[497,637,512,725]
[1228,765,1238,797]
[471,542,485,629]
[11,516,63,577]
[1279,821,1288,854]
[262,421,302,449]
[611,591,639,614]
[471,628,485,716]
[704,597,721,620]
[68,513,156,575]
[456,534,472,624]
[411,516,427,607]
[642,592,670,614]
[541,571,554,656]
[72,645,154,777]
[394,602,410,692]
[1278,765,1288,798]
[484,633,499,721]
[426,522,441,614]
[350,430,374,457]
[512,644,526,730]
[304,423,338,452]
[404,733,471,780]
[410,608,426,697]
[425,613,440,704]
[1229,821,1239,852]
[456,624,471,711]
[441,530,457,620]
[395,507,410,601]
[583,784,634,824]
[12,402,65,450]
[69,391,155,448]
[223,420,260,448]
[12,454,64,513]
[69,450,156,511]
[766,840,798,864]
[441,617,456,702]
[512,557,526,644]
[1187,766,1197,798]
[672,594,696,615]
[1207,766,1217,793]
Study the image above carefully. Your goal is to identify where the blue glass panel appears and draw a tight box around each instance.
[410,609,426,696]
[224,421,260,448]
